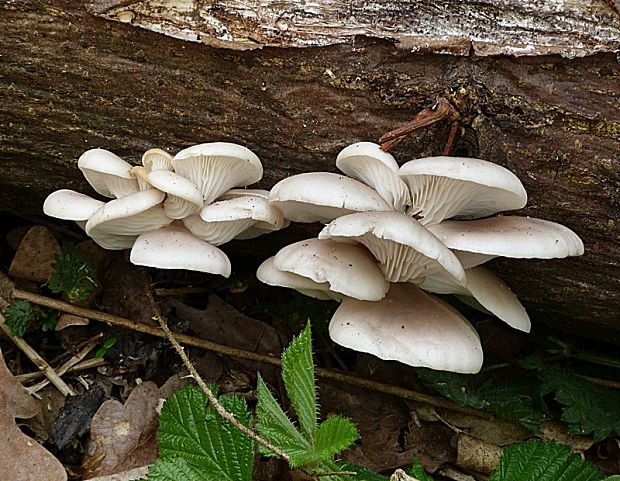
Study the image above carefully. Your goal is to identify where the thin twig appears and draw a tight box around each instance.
[0,274,491,419]
[16,357,106,383]
[0,312,75,396]
[27,334,101,393]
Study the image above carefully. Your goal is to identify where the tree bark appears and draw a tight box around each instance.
[1,1,619,342]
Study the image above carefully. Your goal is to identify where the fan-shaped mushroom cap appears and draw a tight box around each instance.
[146,169,203,219]
[130,166,152,191]
[182,196,284,245]
[78,148,139,198]
[329,283,483,373]
[256,256,340,301]
[420,266,530,332]
[399,156,527,225]
[85,189,172,250]
[273,238,389,301]
[269,172,392,223]
[142,148,173,171]
[43,189,105,221]
[336,142,411,212]
[319,211,466,285]
[172,142,263,204]
[426,216,584,268]
[130,224,231,276]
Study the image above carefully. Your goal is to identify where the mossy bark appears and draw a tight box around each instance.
[1,1,618,342]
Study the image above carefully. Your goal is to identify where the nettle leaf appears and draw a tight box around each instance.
[146,457,206,481]
[256,374,311,466]
[489,440,603,481]
[154,385,254,481]
[300,415,359,464]
[281,322,318,439]
[530,363,620,442]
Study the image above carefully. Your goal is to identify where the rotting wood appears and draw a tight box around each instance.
[86,0,620,57]
[0,1,618,342]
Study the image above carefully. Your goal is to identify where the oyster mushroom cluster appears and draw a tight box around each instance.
[43,143,286,276]
[258,142,584,374]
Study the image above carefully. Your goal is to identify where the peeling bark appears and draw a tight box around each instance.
[0,1,619,342]
[87,0,620,57]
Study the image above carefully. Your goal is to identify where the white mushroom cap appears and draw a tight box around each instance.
[329,283,483,373]
[420,266,531,332]
[336,142,411,212]
[142,148,173,171]
[256,256,340,301]
[269,172,392,223]
[217,188,270,200]
[172,142,263,204]
[399,156,527,225]
[43,189,105,221]
[78,148,139,198]
[273,238,389,301]
[85,189,172,249]
[426,216,585,268]
[147,169,203,219]
[319,211,466,285]
[182,196,284,246]
[130,166,153,191]
[130,224,231,276]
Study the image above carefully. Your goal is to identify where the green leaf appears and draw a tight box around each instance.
[407,457,435,481]
[416,368,488,410]
[40,309,59,332]
[528,363,620,441]
[147,457,207,481]
[298,415,359,464]
[489,440,603,481]
[157,385,254,481]
[255,374,311,466]
[603,477,620,481]
[48,242,97,303]
[3,300,36,337]
[281,321,317,439]
[336,462,388,481]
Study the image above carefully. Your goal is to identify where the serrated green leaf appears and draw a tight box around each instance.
[281,321,318,439]
[146,457,206,481]
[416,368,488,410]
[48,242,96,303]
[407,457,435,481]
[255,374,311,466]
[533,365,620,441]
[3,300,36,337]
[603,477,620,481]
[489,440,603,481]
[296,415,359,465]
[157,385,254,481]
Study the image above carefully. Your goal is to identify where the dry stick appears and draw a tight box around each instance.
[27,334,102,393]
[0,312,75,396]
[5,284,491,419]
[16,357,106,383]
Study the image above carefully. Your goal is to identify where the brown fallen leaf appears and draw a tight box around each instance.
[0,349,67,481]
[83,375,186,478]
[456,433,503,475]
[8,225,61,283]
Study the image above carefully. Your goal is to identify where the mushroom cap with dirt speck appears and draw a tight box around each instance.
[399,156,527,225]
[85,189,172,249]
[319,211,466,285]
[272,238,389,301]
[336,141,411,212]
[147,169,204,219]
[130,223,231,276]
[269,172,392,224]
[420,265,531,332]
[172,142,263,204]
[43,189,105,221]
[329,283,483,373]
[426,216,584,268]
[78,148,140,198]
[256,256,341,301]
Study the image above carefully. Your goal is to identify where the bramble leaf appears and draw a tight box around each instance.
[153,385,253,481]
[281,322,317,439]
[299,415,359,465]
[489,440,603,481]
[144,457,205,481]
